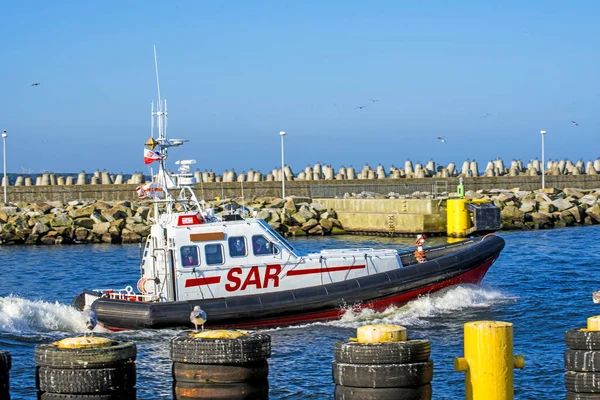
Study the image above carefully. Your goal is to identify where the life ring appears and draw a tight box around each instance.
[137,277,154,294]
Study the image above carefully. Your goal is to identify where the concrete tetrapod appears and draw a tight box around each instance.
[332,324,433,400]
[170,330,270,400]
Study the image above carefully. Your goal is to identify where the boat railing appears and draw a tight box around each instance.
[320,248,375,254]
[96,287,160,303]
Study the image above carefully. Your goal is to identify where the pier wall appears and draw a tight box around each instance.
[316,198,447,234]
[3,175,600,204]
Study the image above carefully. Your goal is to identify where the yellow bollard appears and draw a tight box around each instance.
[454,321,524,400]
[356,324,407,343]
[588,315,600,331]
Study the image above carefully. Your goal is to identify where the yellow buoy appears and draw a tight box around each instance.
[356,324,407,343]
[189,330,249,339]
[53,337,114,349]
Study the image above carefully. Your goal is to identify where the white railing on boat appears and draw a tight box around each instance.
[320,248,375,254]
[90,288,160,302]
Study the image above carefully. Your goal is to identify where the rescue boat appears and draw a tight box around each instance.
[72,70,505,331]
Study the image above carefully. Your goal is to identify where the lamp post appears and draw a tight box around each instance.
[540,130,547,189]
[2,129,7,204]
[280,131,286,199]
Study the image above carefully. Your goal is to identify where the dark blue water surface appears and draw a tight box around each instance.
[2,226,600,399]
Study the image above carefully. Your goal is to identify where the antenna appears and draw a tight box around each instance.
[153,45,161,112]
[241,180,245,216]
[200,174,205,201]
[221,181,225,208]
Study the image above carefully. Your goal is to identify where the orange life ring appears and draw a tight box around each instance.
[137,277,154,294]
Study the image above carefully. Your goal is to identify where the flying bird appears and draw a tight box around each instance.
[481,113,491,118]
[437,136,446,143]
[571,120,579,126]
[83,309,97,337]
[355,105,368,110]
[31,83,40,86]
[368,98,379,103]
[190,305,207,332]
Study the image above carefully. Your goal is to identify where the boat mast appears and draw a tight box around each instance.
[151,45,173,218]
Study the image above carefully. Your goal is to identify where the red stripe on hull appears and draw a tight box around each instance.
[286,264,366,276]
[227,257,496,329]
[185,276,221,288]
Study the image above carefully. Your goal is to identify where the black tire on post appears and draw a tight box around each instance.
[37,389,137,400]
[565,371,600,393]
[565,349,600,372]
[0,350,11,374]
[332,360,434,388]
[1,374,8,394]
[566,392,600,400]
[34,342,137,369]
[334,340,430,364]
[170,333,271,364]
[36,363,136,394]
[173,380,269,400]
[334,384,432,400]
[565,329,600,351]
[173,360,268,383]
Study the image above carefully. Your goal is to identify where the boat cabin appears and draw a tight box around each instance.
[137,211,402,303]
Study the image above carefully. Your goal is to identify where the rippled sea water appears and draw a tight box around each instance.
[2,226,600,399]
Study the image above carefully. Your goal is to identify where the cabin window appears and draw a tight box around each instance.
[228,236,247,258]
[252,235,279,256]
[205,244,224,265]
[181,245,200,267]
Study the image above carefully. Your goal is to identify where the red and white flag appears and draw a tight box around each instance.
[136,181,164,199]
[144,148,162,164]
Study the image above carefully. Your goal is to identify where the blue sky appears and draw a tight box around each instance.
[0,1,598,175]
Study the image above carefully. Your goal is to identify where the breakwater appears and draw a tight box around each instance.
[0,197,343,245]
[473,187,600,230]
[3,175,600,204]
[3,157,600,188]
[1,186,598,246]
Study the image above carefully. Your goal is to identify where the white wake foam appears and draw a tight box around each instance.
[329,284,514,329]
[0,295,107,335]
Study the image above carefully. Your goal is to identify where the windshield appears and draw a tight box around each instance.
[257,219,306,256]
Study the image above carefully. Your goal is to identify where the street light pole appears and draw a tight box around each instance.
[540,130,547,189]
[280,131,286,199]
[2,129,7,204]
